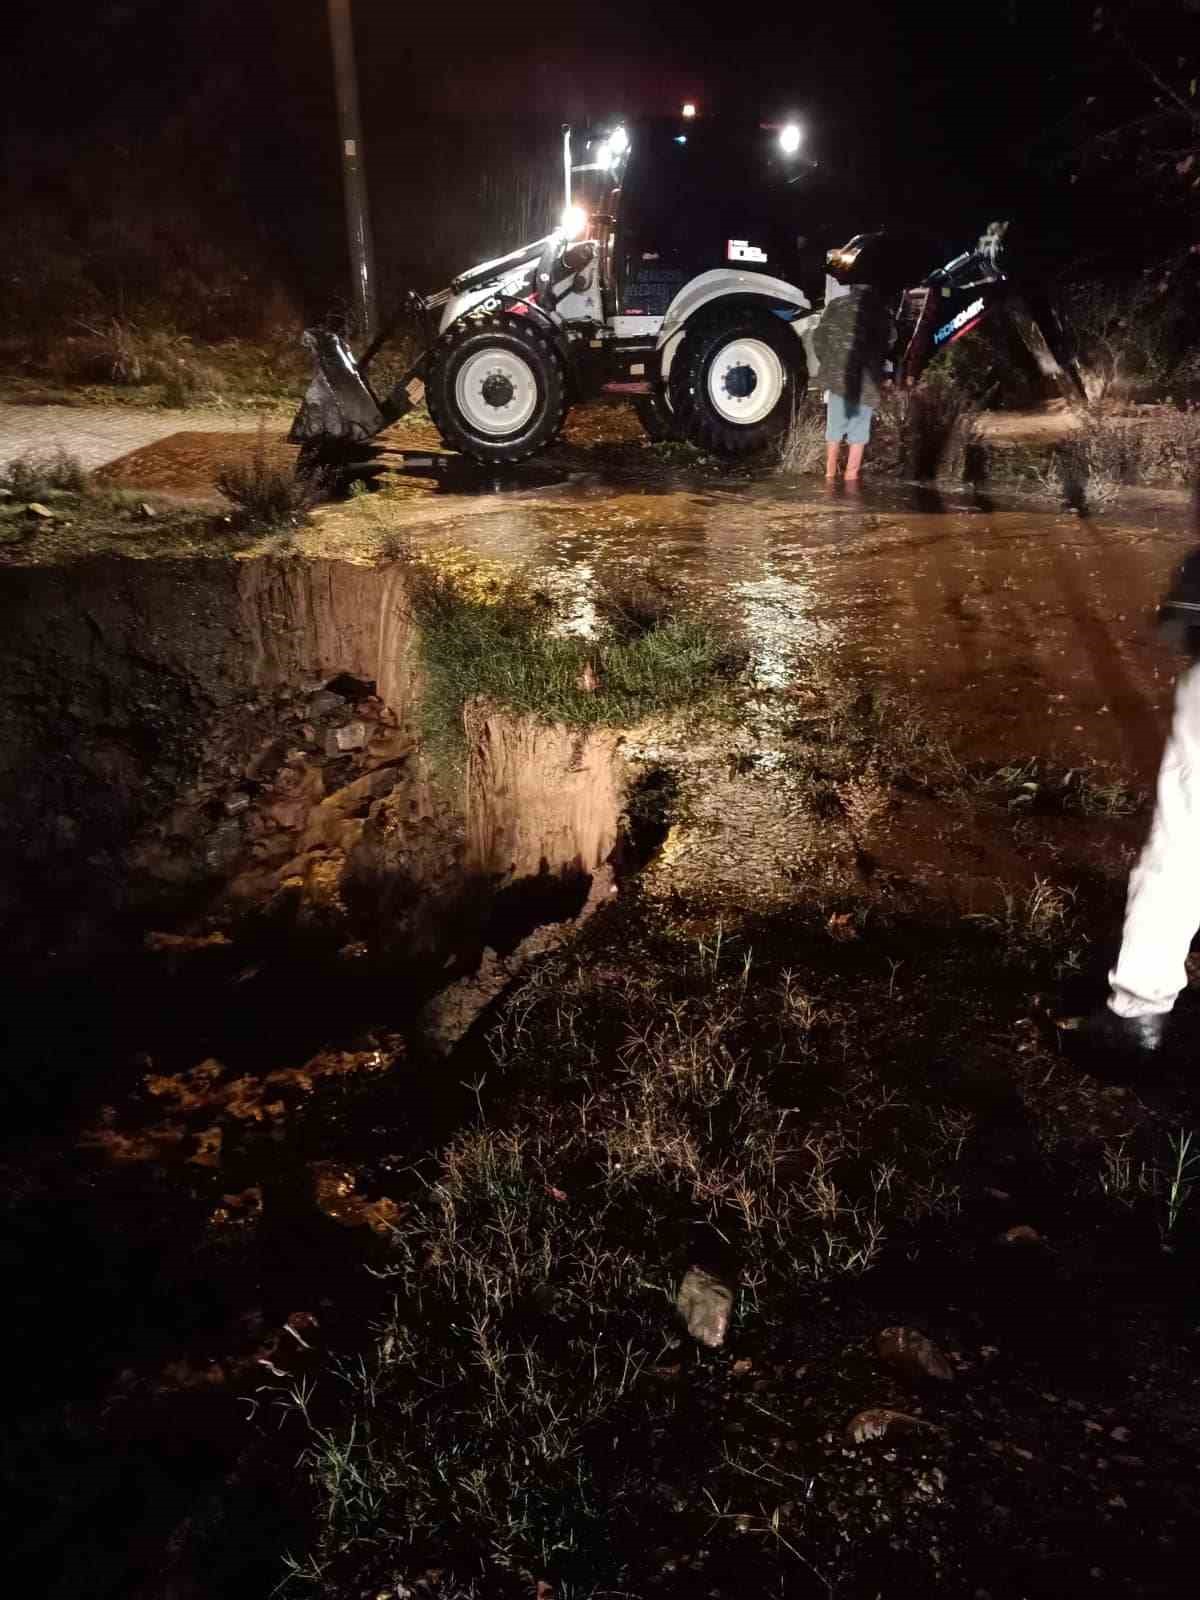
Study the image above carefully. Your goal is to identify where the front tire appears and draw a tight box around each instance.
[425,315,567,463]
[668,307,805,455]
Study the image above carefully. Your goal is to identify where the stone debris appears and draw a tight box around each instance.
[145,929,231,953]
[203,815,243,870]
[223,790,251,815]
[875,1325,956,1383]
[676,1265,733,1348]
[326,719,368,754]
[847,1408,943,1444]
[26,501,55,519]
[309,1160,403,1234]
[138,502,157,518]
[209,1185,263,1228]
[307,689,346,718]
[1001,1224,1042,1245]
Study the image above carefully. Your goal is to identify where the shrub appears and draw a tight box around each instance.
[872,373,985,482]
[2,447,88,499]
[777,393,827,475]
[1038,406,1200,510]
[214,438,318,528]
[1061,279,1177,406]
[929,319,1045,410]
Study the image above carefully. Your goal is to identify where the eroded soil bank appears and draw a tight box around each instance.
[2,418,1199,1599]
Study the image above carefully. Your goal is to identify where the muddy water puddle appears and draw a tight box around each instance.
[29,412,1195,789]
[379,475,1187,779]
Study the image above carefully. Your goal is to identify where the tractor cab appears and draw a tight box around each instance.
[612,118,813,317]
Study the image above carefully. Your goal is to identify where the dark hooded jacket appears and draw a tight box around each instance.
[812,286,895,408]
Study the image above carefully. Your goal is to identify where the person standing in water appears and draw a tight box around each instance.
[811,245,896,481]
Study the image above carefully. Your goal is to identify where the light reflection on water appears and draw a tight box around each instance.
[418,473,1193,773]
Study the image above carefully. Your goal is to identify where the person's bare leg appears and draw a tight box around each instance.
[825,443,841,479]
[844,442,866,480]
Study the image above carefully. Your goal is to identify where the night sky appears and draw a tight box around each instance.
[3,2,1197,308]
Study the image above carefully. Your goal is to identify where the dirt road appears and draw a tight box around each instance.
[0,401,272,472]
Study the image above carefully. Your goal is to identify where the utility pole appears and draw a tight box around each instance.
[326,0,378,342]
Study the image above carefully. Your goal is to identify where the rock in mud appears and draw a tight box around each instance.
[847,1408,943,1444]
[145,929,231,953]
[676,1265,733,1348]
[261,795,308,831]
[307,689,345,719]
[875,1325,955,1383]
[326,720,368,754]
[209,1186,263,1228]
[203,816,242,870]
[309,1161,403,1234]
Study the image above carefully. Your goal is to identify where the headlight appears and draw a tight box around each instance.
[779,123,803,155]
[608,125,629,156]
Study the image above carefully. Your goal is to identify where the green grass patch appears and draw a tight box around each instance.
[410,566,744,761]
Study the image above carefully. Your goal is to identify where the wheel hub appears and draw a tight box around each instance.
[723,364,758,400]
[454,348,539,437]
[707,337,785,426]
[481,372,516,409]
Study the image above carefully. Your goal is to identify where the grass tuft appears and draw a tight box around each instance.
[409,565,743,761]
[777,394,827,476]
[215,437,319,529]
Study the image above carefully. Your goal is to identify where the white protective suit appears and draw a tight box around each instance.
[1110,658,1200,1018]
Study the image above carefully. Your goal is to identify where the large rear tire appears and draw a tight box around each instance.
[425,315,567,463]
[668,306,805,456]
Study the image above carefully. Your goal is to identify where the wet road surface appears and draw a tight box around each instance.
[334,459,1193,784]
[10,402,1194,785]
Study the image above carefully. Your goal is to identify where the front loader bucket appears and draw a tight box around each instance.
[288,328,386,446]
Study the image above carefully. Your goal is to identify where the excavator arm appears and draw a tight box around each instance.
[896,221,1086,404]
